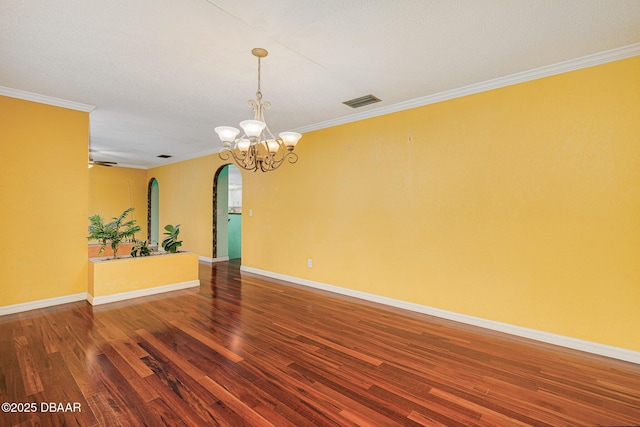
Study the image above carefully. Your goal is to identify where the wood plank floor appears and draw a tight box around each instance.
[1,260,640,426]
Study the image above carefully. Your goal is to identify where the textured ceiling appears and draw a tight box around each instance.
[2,0,640,168]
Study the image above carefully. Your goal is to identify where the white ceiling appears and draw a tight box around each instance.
[2,0,640,168]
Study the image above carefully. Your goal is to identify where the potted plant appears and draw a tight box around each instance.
[130,239,152,257]
[161,224,183,253]
[87,207,141,259]
[88,217,198,305]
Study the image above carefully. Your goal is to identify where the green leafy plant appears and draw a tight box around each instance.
[161,224,183,253]
[130,239,151,257]
[87,207,141,259]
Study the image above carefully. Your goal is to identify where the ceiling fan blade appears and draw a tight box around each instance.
[89,160,117,167]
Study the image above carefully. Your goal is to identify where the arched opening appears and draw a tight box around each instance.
[212,164,242,260]
[147,178,159,245]
[227,165,242,259]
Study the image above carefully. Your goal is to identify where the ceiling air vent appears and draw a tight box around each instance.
[157,154,173,158]
[342,94,381,108]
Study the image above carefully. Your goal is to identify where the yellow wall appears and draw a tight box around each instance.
[242,56,640,351]
[0,96,89,306]
[89,165,148,242]
[129,57,640,353]
[148,154,231,258]
[2,57,635,353]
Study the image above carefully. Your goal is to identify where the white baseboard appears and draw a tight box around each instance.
[240,266,640,365]
[87,280,200,306]
[0,293,88,316]
[199,256,230,263]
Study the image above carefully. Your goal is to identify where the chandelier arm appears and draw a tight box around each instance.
[285,151,299,164]
[262,123,277,141]
[260,155,283,172]
[276,142,298,164]
[219,149,232,162]
[260,149,298,172]
[244,145,259,170]
[258,161,270,173]
[219,147,259,172]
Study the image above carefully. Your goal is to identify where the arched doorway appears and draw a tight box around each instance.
[147,178,159,245]
[212,164,242,260]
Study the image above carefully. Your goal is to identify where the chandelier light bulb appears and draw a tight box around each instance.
[264,139,279,153]
[237,139,251,152]
[239,120,266,138]
[279,132,302,149]
[215,126,240,143]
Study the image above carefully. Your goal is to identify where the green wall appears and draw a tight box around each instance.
[228,214,242,259]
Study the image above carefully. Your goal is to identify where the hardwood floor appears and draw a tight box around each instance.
[1,260,640,426]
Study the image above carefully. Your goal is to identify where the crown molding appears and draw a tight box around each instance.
[0,86,95,112]
[168,43,640,168]
[4,43,638,168]
[292,42,640,134]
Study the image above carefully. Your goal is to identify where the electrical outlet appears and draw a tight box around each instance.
[307,258,313,268]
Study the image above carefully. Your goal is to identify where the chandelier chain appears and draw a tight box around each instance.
[256,56,262,101]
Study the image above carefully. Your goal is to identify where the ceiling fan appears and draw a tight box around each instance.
[88,155,117,168]
[88,144,117,167]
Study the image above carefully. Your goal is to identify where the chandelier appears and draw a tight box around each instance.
[215,48,302,172]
